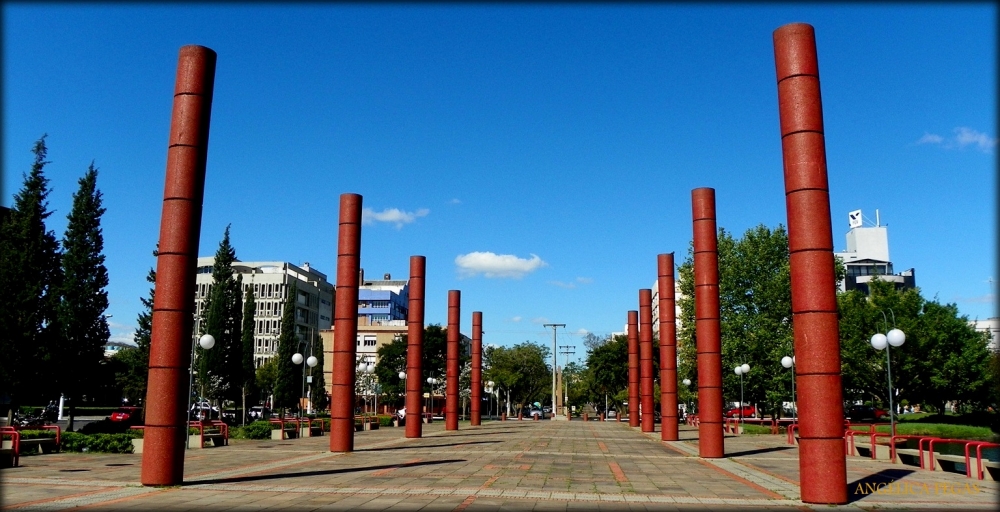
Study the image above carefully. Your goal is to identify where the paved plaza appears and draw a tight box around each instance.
[1,420,996,511]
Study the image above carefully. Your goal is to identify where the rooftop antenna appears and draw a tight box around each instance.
[876,209,880,227]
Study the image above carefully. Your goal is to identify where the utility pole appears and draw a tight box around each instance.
[543,323,565,419]
[559,345,575,416]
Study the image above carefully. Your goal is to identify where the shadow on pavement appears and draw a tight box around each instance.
[361,440,502,452]
[847,468,916,503]
[427,430,518,437]
[184,459,466,486]
[725,446,794,457]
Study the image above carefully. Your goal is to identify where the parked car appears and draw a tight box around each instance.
[606,409,617,418]
[846,405,888,423]
[110,406,143,425]
[724,405,757,418]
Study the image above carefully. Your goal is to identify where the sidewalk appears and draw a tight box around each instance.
[1,420,995,511]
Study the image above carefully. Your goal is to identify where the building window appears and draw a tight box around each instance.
[364,335,377,347]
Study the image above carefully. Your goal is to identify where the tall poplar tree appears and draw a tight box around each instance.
[198,226,242,407]
[273,281,300,415]
[56,163,111,429]
[240,283,257,424]
[310,331,327,413]
[0,135,62,408]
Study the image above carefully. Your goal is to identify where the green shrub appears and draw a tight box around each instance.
[59,432,135,453]
[377,415,393,427]
[740,424,774,435]
[17,429,57,439]
[127,429,144,439]
[873,423,997,441]
[231,421,272,440]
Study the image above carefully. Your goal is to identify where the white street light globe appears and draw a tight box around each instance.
[741,363,750,374]
[781,356,793,369]
[291,353,303,365]
[399,371,407,380]
[871,333,888,350]
[887,328,905,347]
[426,377,433,384]
[366,364,375,374]
[682,378,691,386]
[358,362,368,373]
[487,381,494,387]
[306,356,318,367]
[734,366,743,375]
[199,334,215,350]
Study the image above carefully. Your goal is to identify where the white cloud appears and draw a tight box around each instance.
[448,198,461,205]
[549,280,576,289]
[915,127,995,153]
[572,328,589,336]
[510,316,522,323]
[454,251,547,279]
[531,317,549,325]
[576,277,593,284]
[953,127,997,152]
[916,132,944,145]
[362,207,429,229]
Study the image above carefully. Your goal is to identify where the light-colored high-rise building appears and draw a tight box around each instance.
[193,258,334,367]
[833,209,915,293]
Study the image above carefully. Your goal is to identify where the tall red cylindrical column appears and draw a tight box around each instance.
[657,253,679,441]
[446,290,461,430]
[627,310,639,427]
[405,256,425,438]
[141,45,216,487]
[330,193,363,452]
[774,23,847,504]
[639,289,655,433]
[471,311,483,426]
[692,187,723,458]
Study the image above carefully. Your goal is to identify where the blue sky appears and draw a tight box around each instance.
[3,4,996,365]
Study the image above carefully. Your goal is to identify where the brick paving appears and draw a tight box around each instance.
[2,420,996,511]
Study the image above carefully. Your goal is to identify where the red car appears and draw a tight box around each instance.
[725,405,757,418]
[110,406,143,425]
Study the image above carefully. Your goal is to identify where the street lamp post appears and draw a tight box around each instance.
[398,371,407,418]
[780,355,796,419]
[681,378,692,420]
[186,334,215,450]
[871,309,905,435]
[733,363,750,425]
[357,358,375,415]
[485,381,495,420]
[426,376,439,417]
[292,348,318,416]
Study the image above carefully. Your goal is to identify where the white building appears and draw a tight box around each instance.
[969,317,999,351]
[194,258,334,367]
[833,209,915,293]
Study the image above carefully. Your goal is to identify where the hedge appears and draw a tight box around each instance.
[231,421,273,440]
[60,432,137,454]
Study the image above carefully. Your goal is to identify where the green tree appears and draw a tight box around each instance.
[310,331,327,413]
[255,356,279,406]
[239,281,257,424]
[374,334,408,407]
[56,163,111,429]
[585,334,628,412]
[272,281,299,414]
[113,257,156,406]
[484,342,550,412]
[0,135,62,408]
[677,225,796,418]
[197,226,243,406]
[839,278,994,414]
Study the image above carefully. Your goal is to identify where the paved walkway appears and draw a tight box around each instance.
[1,420,996,511]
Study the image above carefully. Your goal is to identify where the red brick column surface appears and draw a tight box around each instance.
[405,256,425,438]
[471,311,483,426]
[446,290,461,430]
[658,253,679,441]
[141,45,216,487]
[773,22,847,504]
[627,310,639,427]
[639,289,655,433]
[692,187,723,458]
[330,194,363,452]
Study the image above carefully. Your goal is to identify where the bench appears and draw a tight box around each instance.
[1,425,62,466]
[188,420,228,448]
[268,419,298,440]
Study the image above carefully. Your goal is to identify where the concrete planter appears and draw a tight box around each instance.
[131,438,143,454]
